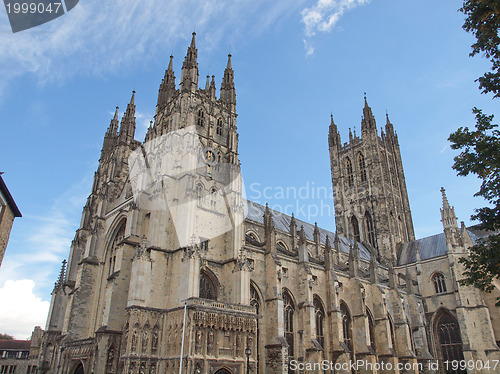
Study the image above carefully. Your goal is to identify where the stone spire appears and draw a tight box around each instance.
[180,32,199,92]
[361,93,377,135]
[209,75,216,98]
[220,54,236,109]
[52,259,67,294]
[101,106,120,158]
[157,55,176,110]
[108,106,119,135]
[119,91,136,144]
[313,222,320,244]
[264,203,274,231]
[328,114,341,149]
[440,187,458,230]
[385,111,395,136]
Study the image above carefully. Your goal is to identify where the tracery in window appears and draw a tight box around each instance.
[358,152,367,182]
[197,109,205,127]
[351,216,360,243]
[283,290,295,357]
[199,270,217,300]
[346,157,354,187]
[314,296,325,348]
[364,211,376,247]
[108,220,126,276]
[216,118,223,135]
[340,302,352,351]
[433,273,447,294]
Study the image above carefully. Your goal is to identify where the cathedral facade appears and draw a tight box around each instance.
[39,34,500,374]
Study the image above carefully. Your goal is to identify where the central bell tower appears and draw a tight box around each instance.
[329,96,415,259]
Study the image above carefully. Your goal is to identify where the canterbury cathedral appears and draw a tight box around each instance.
[39,33,500,374]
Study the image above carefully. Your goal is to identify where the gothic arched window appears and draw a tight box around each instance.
[197,109,205,127]
[364,212,376,247]
[366,308,376,351]
[283,290,295,357]
[199,270,217,300]
[340,302,352,351]
[351,216,360,243]
[210,187,218,210]
[314,296,325,349]
[216,118,223,135]
[108,220,126,276]
[345,157,354,187]
[196,184,204,205]
[358,152,367,182]
[435,311,465,370]
[388,314,396,351]
[432,273,447,294]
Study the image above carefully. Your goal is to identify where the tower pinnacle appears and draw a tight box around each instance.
[119,91,136,144]
[181,32,199,92]
[220,54,236,109]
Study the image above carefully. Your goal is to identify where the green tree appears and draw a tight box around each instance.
[0,333,14,340]
[449,1,500,304]
[461,0,500,97]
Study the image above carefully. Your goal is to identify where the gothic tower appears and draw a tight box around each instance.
[329,96,415,259]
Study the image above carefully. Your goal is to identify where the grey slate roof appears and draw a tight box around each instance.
[245,200,371,260]
[398,229,483,265]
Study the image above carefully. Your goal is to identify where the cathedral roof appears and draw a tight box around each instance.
[245,200,371,260]
[398,227,486,265]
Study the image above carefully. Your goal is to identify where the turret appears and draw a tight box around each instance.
[157,55,176,110]
[361,94,377,135]
[220,54,236,110]
[101,106,119,158]
[328,114,341,149]
[180,32,199,92]
[118,91,137,144]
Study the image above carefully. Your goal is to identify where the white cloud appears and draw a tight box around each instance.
[301,0,370,36]
[0,175,91,302]
[0,280,49,339]
[0,0,306,95]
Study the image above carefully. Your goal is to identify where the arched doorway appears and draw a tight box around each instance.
[214,368,233,374]
[73,363,84,374]
[434,310,465,374]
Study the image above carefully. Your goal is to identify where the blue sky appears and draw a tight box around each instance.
[0,0,498,339]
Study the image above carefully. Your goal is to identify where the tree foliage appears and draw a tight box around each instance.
[0,333,14,340]
[449,1,500,303]
[461,0,500,97]
[449,109,500,299]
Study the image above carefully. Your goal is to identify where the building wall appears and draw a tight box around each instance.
[0,192,15,267]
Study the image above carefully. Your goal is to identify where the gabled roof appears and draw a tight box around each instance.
[0,174,21,217]
[0,340,30,350]
[245,200,371,260]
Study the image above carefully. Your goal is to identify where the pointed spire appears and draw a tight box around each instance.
[205,75,210,91]
[107,106,119,135]
[361,93,376,135]
[168,54,174,71]
[181,32,199,92]
[290,213,297,236]
[313,222,320,244]
[299,225,306,245]
[220,53,236,108]
[264,203,274,231]
[385,111,395,136]
[325,235,331,250]
[119,91,137,144]
[157,56,177,110]
[440,187,458,230]
[52,259,67,294]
